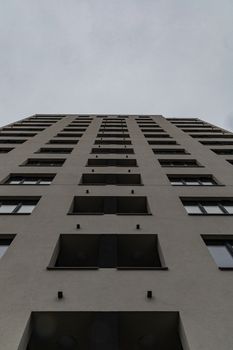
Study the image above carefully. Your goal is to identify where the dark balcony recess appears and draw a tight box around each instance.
[80,173,142,185]
[91,148,134,154]
[87,158,137,167]
[55,133,83,138]
[26,311,183,350]
[69,196,149,215]
[97,133,130,138]
[48,234,165,270]
[95,140,132,145]
[22,158,65,167]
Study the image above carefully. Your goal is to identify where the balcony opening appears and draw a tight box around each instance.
[25,311,184,350]
[86,158,137,167]
[69,196,149,215]
[48,234,166,270]
[80,173,142,185]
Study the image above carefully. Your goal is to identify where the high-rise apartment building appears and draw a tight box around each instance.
[0,114,232,349]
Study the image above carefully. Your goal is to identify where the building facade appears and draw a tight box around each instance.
[0,114,232,349]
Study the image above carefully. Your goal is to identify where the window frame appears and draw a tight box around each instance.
[168,176,219,186]
[0,198,39,215]
[202,236,233,270]
[182,200,233,215]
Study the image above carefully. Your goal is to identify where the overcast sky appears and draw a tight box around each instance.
[0,0,233,129]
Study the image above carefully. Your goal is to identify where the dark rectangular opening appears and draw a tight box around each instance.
[62,128,86,132]
[22,158,65,167]
[91,148,134,154]
[3,127,45,131]
[47,139,79,145]
[153,149,188,155]
[144,134,171,138]
[48,234,165,270]
[99,128,128,132]
[212,149,233,155]
[67,124,90,127]
[4,174,55,185]
[0,148,14,153]
[148,140,178,145]
[168,175,218,186]
[0,139,26,144]
[191,134,233,139]
[36,148,73,154]
[0,234,15,259]
[97,133,130,138]
[95,140,132,145]
[0,132,36,137]
[25,311,183,350]
[159,159,202,167]
[86,158,137,167]
[141,128,164,132]
[69,196,149,215]
[80,173,142,185]
[56,133,83,138]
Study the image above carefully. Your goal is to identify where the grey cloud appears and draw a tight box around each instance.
[0,0,233,130]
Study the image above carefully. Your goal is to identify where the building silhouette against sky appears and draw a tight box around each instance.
[0,114,232,349]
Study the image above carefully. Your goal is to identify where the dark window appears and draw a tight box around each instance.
[141,128,164,132]
[22,121,54,125]
[148,140,178,145]
[26,311,183,350]
[47,139,78,145]
[48,234,165,270]
[0,139,26,144]
[0,132,36,137]
[182,199,233,215]
[4,174,55,185]
[101,123,127,127]
[144,134,171,138]
[0,148,14,153]
[176,124,209,128]
[168,176,217,186]
[212,149,233,155]
[168,118,199,121]
[36,147,73,154]
[153,149,188,155]
[55,133,83,138]
[202,236,233,269]
[80,173,142,185]
[22,158,65,167]
[0,198,39,214]
[95,140,132,145]
[67,123,89,127]
[201,140,233,145]
[103,118,126,121]
[101,121,127,125]
[91,148,134,154]
[69,196,149,215]
[182,128,222,133]
[191,134,233,139]
[97,133,130,138]
[62,128,86,132]
[137,121,158,125]
[3,127,45,131]
[99,128,128,132]
[14,123,52,127]
[87,158,137,167]
[0,235,15,259]
[227,160,233,166]
[159,159,201,167]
